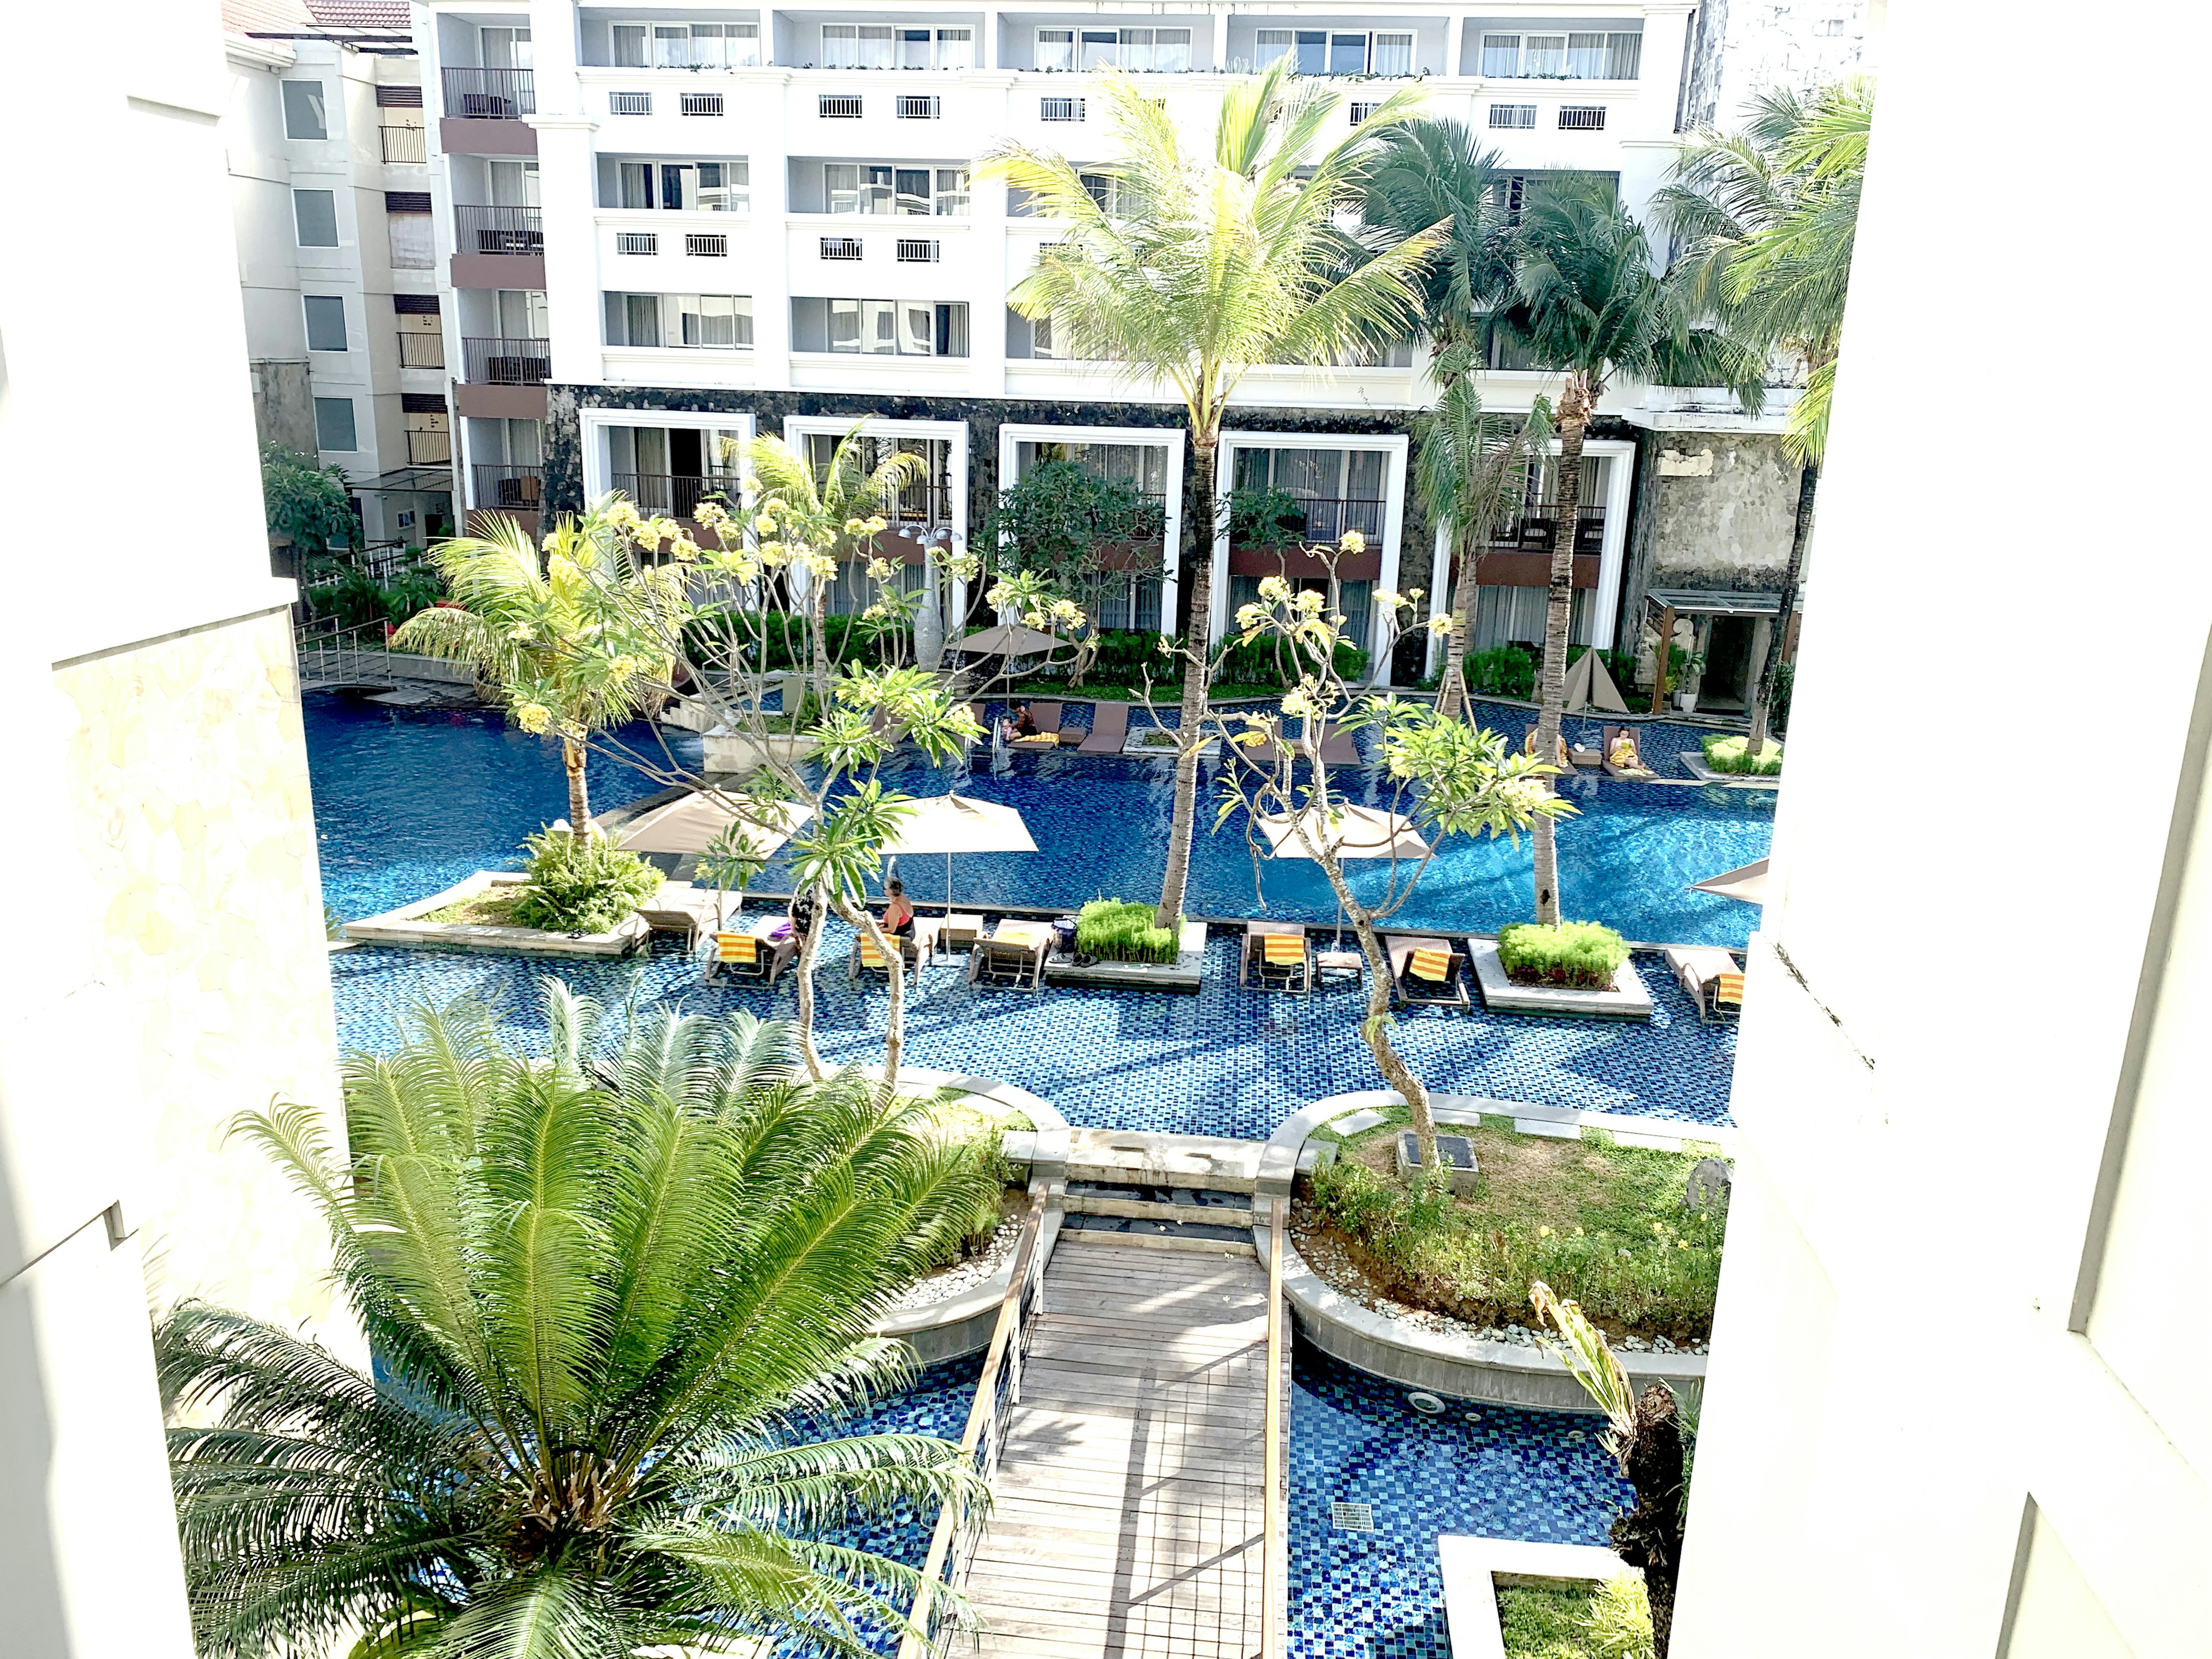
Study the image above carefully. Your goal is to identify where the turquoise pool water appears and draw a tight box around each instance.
[305,697,1772,946]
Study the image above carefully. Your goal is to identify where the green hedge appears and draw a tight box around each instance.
[1701,733,1783,775]
[1495,921,1628,990]
[1217,634,1368,689]
[510,831,662,934]
[1075,898,1180,964]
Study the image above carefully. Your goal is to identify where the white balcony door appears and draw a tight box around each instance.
[490,160,539,209]
[481,26,531,69]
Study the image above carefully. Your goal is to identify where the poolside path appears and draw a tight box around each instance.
[962,1240,1284,1659]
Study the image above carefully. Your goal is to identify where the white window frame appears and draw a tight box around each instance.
[998,422,1187,633]
[614,158,751,213]
[579,408,757,507]
[1479,31,1642,80]
[1041,25,1192,72]
[1253,29,1412,77]
[610,20,760,69]
[604,291,755,349]
[313,396,359,454]
[281,78,328,139]
[824,162,969,217]
[822,22,968,69]
[302,294,347,351]
[785,414,973,618]
[1214,431,1407,652]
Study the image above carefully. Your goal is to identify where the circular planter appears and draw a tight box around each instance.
[862,1068,1069,1365]
[1255,1091,1714,1414]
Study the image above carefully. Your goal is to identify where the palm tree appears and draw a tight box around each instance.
[979,65,1445,929]
[395,507,680,835]
[1412,350,1551,717]
[157,985,999,1659]
[1656,78,1871,755]
[1361,119,1515,358]
[1501,181,1759,922]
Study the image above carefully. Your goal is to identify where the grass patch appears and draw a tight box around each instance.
[1496,921,1630,990]
[1498,1578,1654,1659]
[1701,733,1782,775]
[1077,897,1180,963]
[1301,1113,1728,1340]
[421,889,527,926]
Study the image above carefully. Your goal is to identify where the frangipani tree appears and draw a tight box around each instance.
[979,63,1445,930]
[393,506,683,834]
[1183,539,1570,1175]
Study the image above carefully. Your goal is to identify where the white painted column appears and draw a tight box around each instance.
[1424,524,1451,680]
[528,115,601,388]
[751,72,795,391]
[1211,9,1231,72]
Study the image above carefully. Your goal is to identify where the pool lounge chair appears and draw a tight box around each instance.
[1385,934,1471,1009]
[706,921,797,987]
[643,880,727,952]
[1602,724,1658,781]
[1078,702,1130,754]
[1317,721,1360,766]
[1010,700,1062,748]
[1665,945,1744,1022]
[969,921,1051,990]
[850,928,920,985]
[1244,923,1313,993]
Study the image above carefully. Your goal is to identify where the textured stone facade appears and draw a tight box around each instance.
[1637,430,1803,593]
[52,608,351,1347]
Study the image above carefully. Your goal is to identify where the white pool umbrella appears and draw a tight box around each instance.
[955,623,1060,659]
[882,793,1037,912]
[1690,856,1770,906]
[1254,804,1429,946]
[618,792,813,857]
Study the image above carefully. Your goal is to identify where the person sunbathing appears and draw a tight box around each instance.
[880,878,915,940]
[1012,703,1040,738]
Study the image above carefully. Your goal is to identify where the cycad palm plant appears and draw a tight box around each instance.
[1656,78,1871,753]
[979,64,1444,928]
[1502,181,1759,921]
[393,508,683,834]
[158,985,1000,1659]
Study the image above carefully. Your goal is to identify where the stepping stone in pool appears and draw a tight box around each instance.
[1396,1131,1478,1195]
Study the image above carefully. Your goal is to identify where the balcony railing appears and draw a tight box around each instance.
[406,429,452,465]
[380,123,427,163]
[463,336,551,384]
[397,331,445,369]
[1486,502,1605,556]
[613,472,739,518]
[442,67,535,120]
[454,205,543,256]
[1240,495,1387,546]
[472,464,543,511]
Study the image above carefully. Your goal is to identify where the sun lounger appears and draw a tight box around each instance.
[706,919,797,986]
[969,921,1051,990]
[1602,724,1658,781]
[1243,922,1312,993]
[1385,934,1471,1009]
[1566,731,1604,769]
[1079,702,1130,754]
[1664,946,1744,1022]
[643,880,728,951]
[850,927,920,985]
[1317,721,1360,766]
[1524,724,1574,772]
[1006,700,1063,748]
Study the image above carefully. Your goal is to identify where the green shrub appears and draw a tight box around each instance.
[510,830,662,933]
[1467,644,1536,700]
[1217,633,1367,688]
[1075,897,1180,964]
[1701,733,1782,775]
[1770,660,1794,733]
[1495,921,1629,990]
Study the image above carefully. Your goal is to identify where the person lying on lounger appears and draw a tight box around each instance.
[880,878,915,940]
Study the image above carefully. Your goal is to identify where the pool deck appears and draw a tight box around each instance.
[332,919,1738,1137]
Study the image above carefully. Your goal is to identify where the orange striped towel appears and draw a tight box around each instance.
[859,934,895,966]
[1260,933,1308,965]
[1714,971,1745,1006]
[1408,947,1454,982]
[716,933,757,964]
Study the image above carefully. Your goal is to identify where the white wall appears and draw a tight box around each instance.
[1671,3,2212,1653]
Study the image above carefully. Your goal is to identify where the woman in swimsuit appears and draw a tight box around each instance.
[881,878,915,940]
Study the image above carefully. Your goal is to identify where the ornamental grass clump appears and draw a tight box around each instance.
[1497,920,1630,990]
[1076,897,1180,964]
[1701,733,1783,775]
[511,826,662,933]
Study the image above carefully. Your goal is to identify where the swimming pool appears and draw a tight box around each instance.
[305,698,1772,947]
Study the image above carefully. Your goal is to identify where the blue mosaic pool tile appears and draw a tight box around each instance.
[331,921,1738,1134]
[1288,1342,1631,1659]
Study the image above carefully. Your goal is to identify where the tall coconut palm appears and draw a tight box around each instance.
[395,507,681,834]
[157,986,999,1659]
[1412,349,1551,717]
[978,65,1444,929]
[1656,78,1872,755]
[1501,181,1759,922]
[1361,118,1516,357]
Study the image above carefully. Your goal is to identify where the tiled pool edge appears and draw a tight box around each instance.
[1256,1090,1726,1414]
[1437,1536,1641,1659]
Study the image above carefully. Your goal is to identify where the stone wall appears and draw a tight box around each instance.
[1630,429,1805,593]
[248,357,316,456]
[52,608,351,1349]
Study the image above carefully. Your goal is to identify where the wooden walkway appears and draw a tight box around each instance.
[957,1240,1282,1659]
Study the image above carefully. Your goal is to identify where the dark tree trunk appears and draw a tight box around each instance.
[1747,461,1816,756]
[1529,375,1589,925]
[1610,1383,1687,1658]
[563,737,592,837]
[1155,438,1217,930]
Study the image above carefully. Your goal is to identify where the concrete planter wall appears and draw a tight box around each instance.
[701,730,820,772]
[1256,1091,1728,1414]
[343,872,650,959]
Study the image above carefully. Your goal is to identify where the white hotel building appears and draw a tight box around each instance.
[411,0,1789,685]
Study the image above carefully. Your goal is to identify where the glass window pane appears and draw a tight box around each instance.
[1080,29,1118,70]
[1122,28,1153,71]
[937,28,972,69]
[828,298,861,351]
[1328,33,1366,75]
[626,293,661,346]
[612,24,646,66]
[1524,35,1566,75]
[936,302,968,357]
[1296,31,1328,75]
[935,168,969,216]
[896,168,931,214]
[1372,33,1412,77]
[313,397,357,452]
[292,188,339,247]
[281,79,327,139]
[1480,33,1521,76]
[1566,33,1607,77]
[1255,28,1291,67]
[303,294,346,350]
[821,24,855,67]
[654,25,690,67]
[899,28,932,69]
[1036,28,1073,70]
[900,302,934,355]
[1156,28,1191,71]
[1606,32,1642,78]
[620,162,652,209]
[728,22,759,66]
[864,299,899,354]
[859,24,893,67]
[690,24,727,68]
[825,164,859,213]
